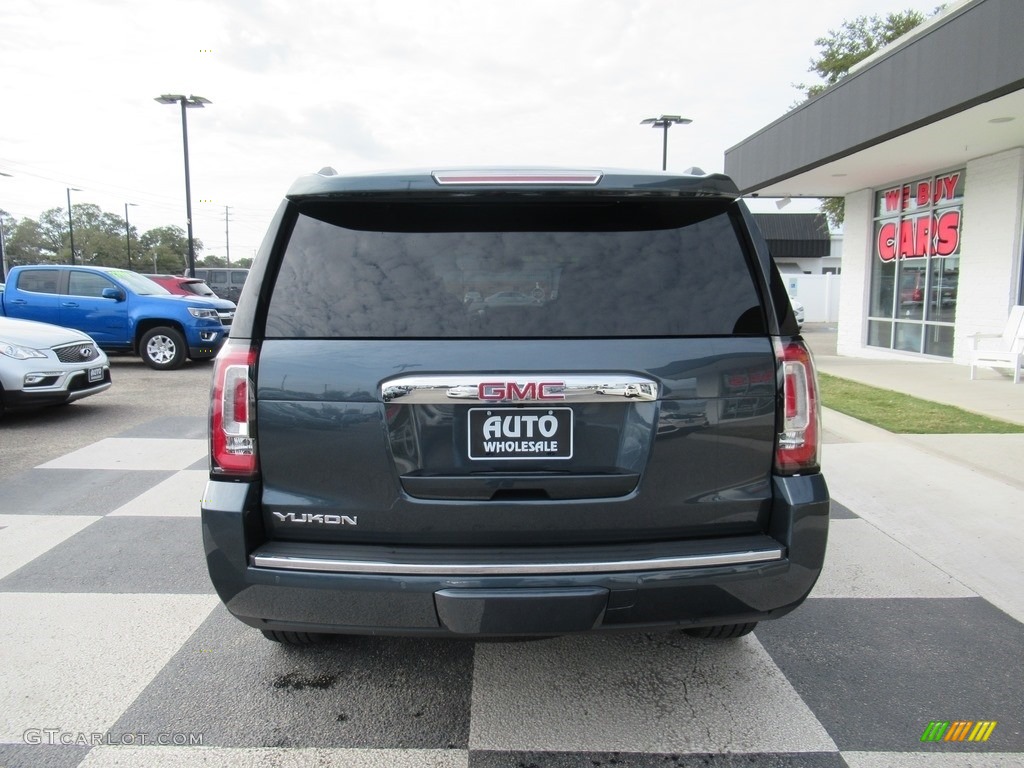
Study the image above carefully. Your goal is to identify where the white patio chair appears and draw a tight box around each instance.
[967,305,1024,383]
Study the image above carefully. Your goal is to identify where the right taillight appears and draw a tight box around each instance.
[774,339,821,475]
[211,342,258,477]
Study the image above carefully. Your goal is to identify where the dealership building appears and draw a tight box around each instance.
[725,0,1023,363]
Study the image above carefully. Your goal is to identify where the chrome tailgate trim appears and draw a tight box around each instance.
[251,542,784,576]
[381,374,658,404]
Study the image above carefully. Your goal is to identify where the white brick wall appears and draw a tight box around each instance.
[954,148,1024,362]
[836,189,874,357]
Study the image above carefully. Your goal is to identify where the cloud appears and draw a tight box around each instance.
[1,0,931,257]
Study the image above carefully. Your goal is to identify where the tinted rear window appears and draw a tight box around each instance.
[265,201,764,338]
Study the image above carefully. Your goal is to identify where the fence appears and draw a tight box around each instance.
[783,273,841,323]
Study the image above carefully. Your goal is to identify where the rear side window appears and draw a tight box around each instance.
[15,270,60,294]
[186,281,217,297]
[265,201,765,339]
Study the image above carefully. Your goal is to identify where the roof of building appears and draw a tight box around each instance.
[752,213,831,258]
[724,0,1024,198]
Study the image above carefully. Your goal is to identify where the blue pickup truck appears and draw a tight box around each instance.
[0,265,228,370]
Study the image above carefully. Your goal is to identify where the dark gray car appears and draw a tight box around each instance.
[203,167,828,644]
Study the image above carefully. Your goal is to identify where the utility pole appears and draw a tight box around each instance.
[66,187,82,264]
[0,171,11,279]
[224,205,231,266]
[125,203,138,270]
[0,215,7,281]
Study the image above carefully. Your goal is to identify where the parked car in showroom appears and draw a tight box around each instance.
[0,316,111,416]
[142,274,236,327]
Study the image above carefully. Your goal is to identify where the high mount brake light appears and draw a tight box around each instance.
[211,343,257,476]
[431,170,603,185]
[774,339,821,475]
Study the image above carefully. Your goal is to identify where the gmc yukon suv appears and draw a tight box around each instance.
[203,167,829,644]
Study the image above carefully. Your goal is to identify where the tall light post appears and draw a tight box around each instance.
[125,203,138,270]
[66,187,82,264]
[639,114,692,171]
[1,171,12,279]
[155,94,210,277]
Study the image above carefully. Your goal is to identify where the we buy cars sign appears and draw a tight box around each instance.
[876,172,963,262]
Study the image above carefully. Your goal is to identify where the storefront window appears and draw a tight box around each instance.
[867,170,965,357]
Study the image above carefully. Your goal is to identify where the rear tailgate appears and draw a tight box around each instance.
[255,336,777,546]
[252,193,778,549]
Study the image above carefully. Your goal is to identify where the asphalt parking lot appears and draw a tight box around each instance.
[1,358,1021,768]
[0,355,212,481]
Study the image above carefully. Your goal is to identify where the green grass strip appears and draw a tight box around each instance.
[818,373,1024,434]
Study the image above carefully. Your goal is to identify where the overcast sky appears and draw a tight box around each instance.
[1,0,927,260]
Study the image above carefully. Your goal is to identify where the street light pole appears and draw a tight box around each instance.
[125,203,138,270]
[0,171,11,279]
[639,115,692,171]
[66,187,82,265]
[0,216,6,281]
[155,94,210,277]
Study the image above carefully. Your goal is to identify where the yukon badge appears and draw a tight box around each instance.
[272,512,358,526]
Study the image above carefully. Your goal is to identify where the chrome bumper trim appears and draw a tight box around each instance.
[251,547,784,576]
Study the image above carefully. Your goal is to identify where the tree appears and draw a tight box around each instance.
[796,8,934,227]
[68,203,130,267]
[2,203,211,272]
[37,207,72,261]
[1,209,15,277]
[198,254,253,269]
[138,225,203,274]
[797,10,928,100]
[819,198,846,230]
[197,254,229,268]
[4,217,50,269]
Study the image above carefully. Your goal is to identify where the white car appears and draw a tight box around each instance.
[0,316,111,416]
[789,297,805,330]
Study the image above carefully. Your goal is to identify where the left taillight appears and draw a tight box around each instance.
[211,342,257,477]
[774,339,821,475]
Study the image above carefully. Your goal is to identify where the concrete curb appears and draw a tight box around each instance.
[821,407,900,444]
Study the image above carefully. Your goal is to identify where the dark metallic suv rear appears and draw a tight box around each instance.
[202,167,828,643]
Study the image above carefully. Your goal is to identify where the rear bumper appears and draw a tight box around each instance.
[201,474,829,637]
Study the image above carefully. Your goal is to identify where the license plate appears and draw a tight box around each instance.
[468,407,573,460]
[88,366,103,383]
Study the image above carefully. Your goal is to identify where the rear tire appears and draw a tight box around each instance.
[260,629,323,645]
[683,622,757,639]
[140,326,186,370]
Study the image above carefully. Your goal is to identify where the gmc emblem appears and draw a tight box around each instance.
[478,381,565,402]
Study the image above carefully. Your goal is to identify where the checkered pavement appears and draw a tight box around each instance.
[1,417,1021,768]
